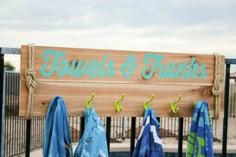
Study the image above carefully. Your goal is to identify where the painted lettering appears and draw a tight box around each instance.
[40,50,117,78]
[141,54,208,79]
[142,53,164,80]
[121,55,138,78]
[40,50,208,79]
[57,59,69,77]
[40,50,66,77]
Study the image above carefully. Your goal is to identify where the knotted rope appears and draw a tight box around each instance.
[212,53,224,119]
[24,44,38,119]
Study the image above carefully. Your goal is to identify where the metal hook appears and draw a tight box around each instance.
[144,94,155,110]
[118,93,125,103]
[174,95,182,104]
[193,101,197,107]
[147,94,155,104]
[85,93,95,109]
[88,93,95,103]
[114,93,125,112]
[170,95,182,114]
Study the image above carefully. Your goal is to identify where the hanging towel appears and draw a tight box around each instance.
[74,107,109,157]
[186,100,214,157]
[43,96,73,157]
[132,107,165,157]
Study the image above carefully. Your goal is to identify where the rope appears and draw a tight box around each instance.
[212,53,224,119]
[24,44,38,119]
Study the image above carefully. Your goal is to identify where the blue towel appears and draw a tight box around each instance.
[43,96,73,157]
[186,100,214,157]
[74,107,109,157]
[132,107,165,157]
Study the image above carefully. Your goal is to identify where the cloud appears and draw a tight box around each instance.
[0,0,235,60]
[1,0,236,31]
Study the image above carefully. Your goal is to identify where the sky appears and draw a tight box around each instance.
[0,0,236,72]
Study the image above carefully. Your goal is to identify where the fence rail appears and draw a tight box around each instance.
[3,71,235,156]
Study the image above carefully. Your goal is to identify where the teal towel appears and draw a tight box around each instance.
[186,100,214,157]
[74,107,109,157]
[43,96,73,157]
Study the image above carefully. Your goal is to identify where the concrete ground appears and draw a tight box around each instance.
[18,140,236,157]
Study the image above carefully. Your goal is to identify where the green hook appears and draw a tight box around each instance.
[193,101,197,107]
[114,93,125,112]
[144,94,155,110]
[170,95,182,114]
[85,93,95,109]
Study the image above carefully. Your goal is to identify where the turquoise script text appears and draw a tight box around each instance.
[40,50,208,79]
[40,50,117,78]
[141,53,208,79]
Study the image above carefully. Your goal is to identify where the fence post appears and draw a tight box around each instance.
[178,117,183,157]
[222,63,230,157]
[130,117,136,157]
[25,119,31,157]
[122,117,126,140]
[0,52,4,156]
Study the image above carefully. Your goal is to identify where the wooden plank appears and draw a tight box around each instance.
[19,45,225,117]
[20,81,215,117]
[20,45,225,85]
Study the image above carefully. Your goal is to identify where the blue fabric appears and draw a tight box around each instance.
[186,100,214,157]
[74,107,109,157]
[43,96,73,157]
[132,107,165,157]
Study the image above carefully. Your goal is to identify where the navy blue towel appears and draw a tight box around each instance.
[132,107,165,157]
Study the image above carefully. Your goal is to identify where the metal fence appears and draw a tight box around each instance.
[3,71,234,156]
[229,83,236,117]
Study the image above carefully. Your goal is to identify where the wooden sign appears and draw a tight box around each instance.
[19,45,225,117]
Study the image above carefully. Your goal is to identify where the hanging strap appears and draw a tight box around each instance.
[24,44,38,119]
[211,53,224,119]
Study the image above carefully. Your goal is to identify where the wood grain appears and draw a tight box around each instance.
[20,45,225,85]
[20,81,217,117]
[19,45,225,117]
